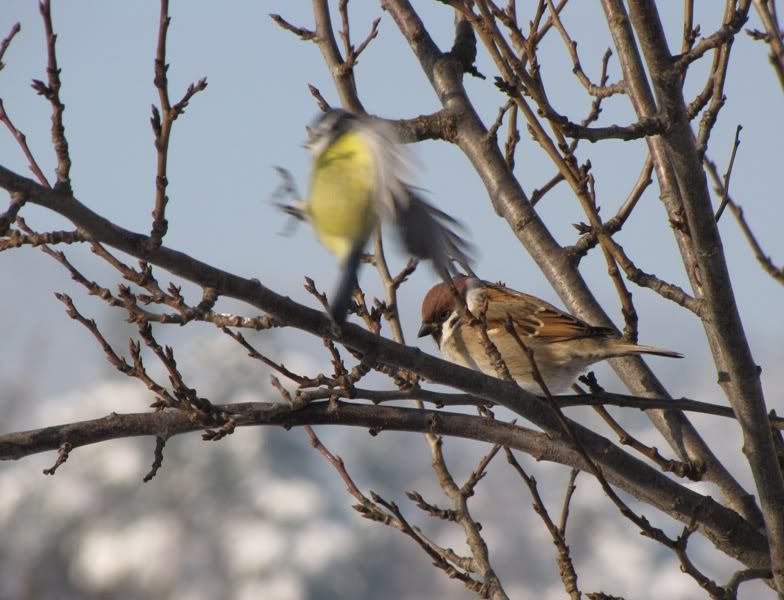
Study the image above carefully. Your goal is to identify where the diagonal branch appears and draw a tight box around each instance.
[505,449,582,599]
[312,0,363,112]
[599,0,764,529]
[705,157,784,286]
[750,0,784,91]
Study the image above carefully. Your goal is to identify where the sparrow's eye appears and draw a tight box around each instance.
[438,309,450,322]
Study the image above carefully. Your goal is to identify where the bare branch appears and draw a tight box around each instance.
[545,0,625,98]
[575,380,700,479]
[269,13,317,41]
[558,468,580,534]
[750,0,784,91]
[33,0,71,192]
[0,22,21,71]
[674,7,749,70]
[714,124,743,222]
[0,99,51,188]
[600,0,764,528]
[569,155,653,259]
[428,436,509,598]
[0,398,773,571]
[311,0,364,112]
[705,156,784,286]
[42,442,72,475]
[0,225,86,251]
[505,449,581,599]
[148,0,208,251]
[142,437,166,482]
[622,0,784,587]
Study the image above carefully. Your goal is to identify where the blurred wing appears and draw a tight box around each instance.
[356,115,473,275]
[469,284,612,342]
[354,116,416,221]
[396,189,474,276]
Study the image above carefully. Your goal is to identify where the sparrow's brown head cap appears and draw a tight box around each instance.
[418,276,474,337]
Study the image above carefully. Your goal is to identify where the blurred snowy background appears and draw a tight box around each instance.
[1,2,783,599]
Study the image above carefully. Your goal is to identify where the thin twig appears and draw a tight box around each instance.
[749,0,784,92]
[505,448,582,599]
[705,156,784,286]
[0,99,52,188]
[558,468,580,534]
[143,436,166,482]
[269,14,317,41]
[147,0,208,251]
[714,124,742,222]
[0,22,21,71]
[42,441,73,475]
[33,0,71,192]
[575,379,700,480]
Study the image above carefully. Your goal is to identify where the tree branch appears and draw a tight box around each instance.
[600,0,764,529]
[624,0,784,589]
[0,399,771,572]
[382,0,758,527]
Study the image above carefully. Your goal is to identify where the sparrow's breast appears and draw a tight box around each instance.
[439,316,482,373]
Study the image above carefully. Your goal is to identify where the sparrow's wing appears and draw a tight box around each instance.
[469,284,613,343]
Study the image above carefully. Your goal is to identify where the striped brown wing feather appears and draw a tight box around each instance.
[478,284,612,343]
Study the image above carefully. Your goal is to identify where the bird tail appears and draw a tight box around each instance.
[329,244,364,325]
[614,343,683,359]
[396,189,475,278]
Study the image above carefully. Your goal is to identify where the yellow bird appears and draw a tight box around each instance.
[281,109,473,324]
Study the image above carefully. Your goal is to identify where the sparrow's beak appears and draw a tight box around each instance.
[417,321,436,338]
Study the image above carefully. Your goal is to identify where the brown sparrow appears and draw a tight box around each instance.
[418,276,682,394]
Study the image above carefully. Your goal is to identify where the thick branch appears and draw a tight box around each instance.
[625,1,784,589]
[600,0,764,529]
[0,400,770,571]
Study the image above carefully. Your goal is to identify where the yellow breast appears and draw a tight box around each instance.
[306,130,378,261]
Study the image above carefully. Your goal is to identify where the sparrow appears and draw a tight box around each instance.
[418,276,682,394]
[279,109,472,325]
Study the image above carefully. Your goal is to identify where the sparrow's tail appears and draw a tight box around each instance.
[329,244,364,325]
[615,343,683,359]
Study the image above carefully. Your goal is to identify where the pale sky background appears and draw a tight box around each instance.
[1,2,783,599]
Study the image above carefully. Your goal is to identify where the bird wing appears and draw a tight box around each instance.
[355,115,474,274]
[396,190,474,276]
[468,283,612,343]
[354,116,416,221]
